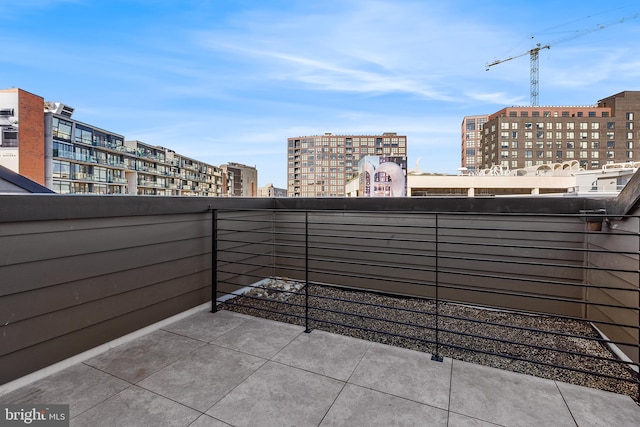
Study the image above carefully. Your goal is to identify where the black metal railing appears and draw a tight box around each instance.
[210,208,640,402]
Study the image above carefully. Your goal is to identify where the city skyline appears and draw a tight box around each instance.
[1,0,638,188]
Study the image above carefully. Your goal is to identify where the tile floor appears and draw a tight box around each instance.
[1,309,639,427]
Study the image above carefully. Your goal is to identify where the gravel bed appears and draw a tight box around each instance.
[220,280,639,402]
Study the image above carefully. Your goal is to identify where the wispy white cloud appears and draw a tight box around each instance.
[193,1,497,102]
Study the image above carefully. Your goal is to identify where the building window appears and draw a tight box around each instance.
[588,112,596,117]
[607,122,615,129]
[626,112,634,120]
[521,112,529,117]
[627,141,633,149]
[627,151,634,159]
[607,141,615,149]
[591,141,600,149]
[591,160,600,168]
[52,117,72,141]
[566,151,575,158]
[509,111,517,117]
[591,151,599,158]
[556,151,563,158]
[532,111,540,117]
[567,122,575,130]
[511,141,518,148]
[562,111,570,117]
[53,160,71,178]
[607,151,614,158]
[524,150,532,158]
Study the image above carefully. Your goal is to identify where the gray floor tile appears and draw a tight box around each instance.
[85,330,205,383]
[556,381,640,427]
[273,329,370,380]
[320,383,448,427]
[448,412,505,427]
[70,385,200,427]
[348,341,452,410]
[138,344,266,412]
[162,310,249,342]
[0,363,129,417]
[207,361,344,427]
[450,360,576,427]
[210,317,303,358]
[188,414,232,427]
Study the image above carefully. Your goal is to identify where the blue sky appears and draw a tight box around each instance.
[1,0,639,187]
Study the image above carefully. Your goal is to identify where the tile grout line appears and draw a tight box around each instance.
[554,381,580,427]
[315,338,372,426]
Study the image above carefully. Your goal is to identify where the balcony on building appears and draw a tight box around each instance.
[1,176,639,425]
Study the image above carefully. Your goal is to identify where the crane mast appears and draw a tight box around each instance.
[486,13,638,106]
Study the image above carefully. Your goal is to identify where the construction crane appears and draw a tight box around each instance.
[486,13,638,106]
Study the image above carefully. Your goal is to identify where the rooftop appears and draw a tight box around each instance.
[2,308,638,426]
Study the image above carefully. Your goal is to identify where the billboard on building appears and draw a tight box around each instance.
[359,156,407,197]
[0,92,19,171]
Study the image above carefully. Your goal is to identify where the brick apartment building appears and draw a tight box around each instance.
[479,91,640,171]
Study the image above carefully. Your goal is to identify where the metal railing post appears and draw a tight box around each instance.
[211,208,218,313]
[305,211,311,333]
[432,213,443,362]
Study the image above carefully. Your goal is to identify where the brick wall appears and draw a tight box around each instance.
[17,89,45,185]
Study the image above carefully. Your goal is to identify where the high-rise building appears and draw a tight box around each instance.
[479,91,640,171]
[221,162,258,197]
[0,88,234,196]
[287,132,407,197]
[461,115,488,172]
